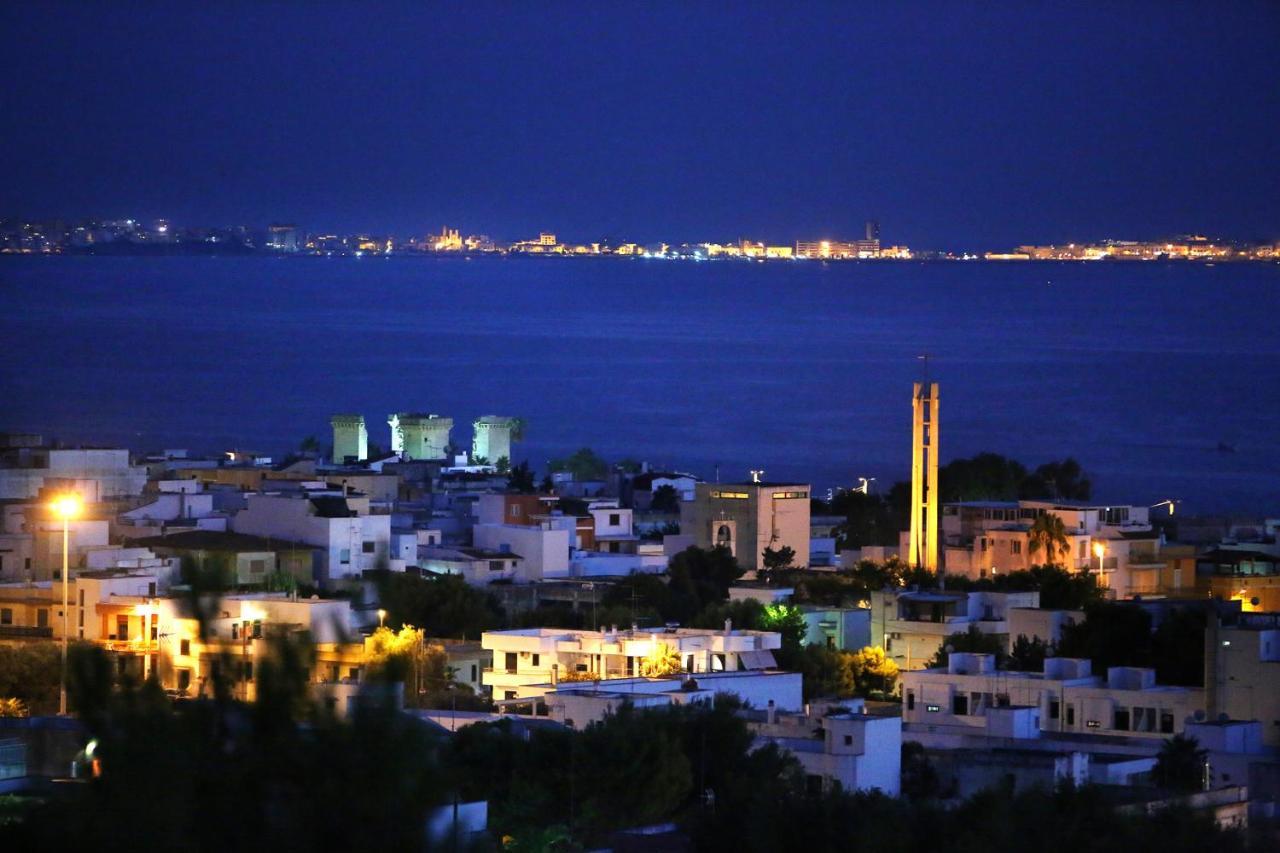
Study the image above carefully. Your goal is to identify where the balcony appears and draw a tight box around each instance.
[0,625,52,639]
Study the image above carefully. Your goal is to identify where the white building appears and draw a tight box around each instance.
[749,700,901,795]
[481,625,788,703]
[472,521,570,582]
[902,653,1206,741]
[871,589,1040,671]
[0,447,148,500]
[417,545,522,585]
[232,492,392,585]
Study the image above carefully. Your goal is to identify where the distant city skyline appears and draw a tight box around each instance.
[3,3,1278,248]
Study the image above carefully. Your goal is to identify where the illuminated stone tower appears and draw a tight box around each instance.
[907,382,939,572]
[389,413,452,461]
[330,414,368,464]
[472,416,522,463]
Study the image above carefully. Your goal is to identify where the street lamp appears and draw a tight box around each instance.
[377,608,387,629]
[51,492,82,716]
[1092,541,1107,588]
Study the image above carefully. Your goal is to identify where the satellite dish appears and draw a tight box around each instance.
[945,644,955,654]
[1251,597,1261,607]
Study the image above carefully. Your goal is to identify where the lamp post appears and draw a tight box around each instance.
[1092,541,1107,590]
[52,493,82,716]
[377,608,387,629]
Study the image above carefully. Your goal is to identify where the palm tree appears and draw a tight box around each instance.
[1153,734,1208,792]
[1027,512,1070,567]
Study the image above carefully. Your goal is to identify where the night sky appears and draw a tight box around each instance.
[3,2,1278,248]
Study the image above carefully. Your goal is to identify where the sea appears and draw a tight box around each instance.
[3,255,1278,515]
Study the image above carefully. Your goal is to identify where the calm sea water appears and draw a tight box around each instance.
[3,256,1278,514]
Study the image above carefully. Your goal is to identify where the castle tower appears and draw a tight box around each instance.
[472,416,522,463]
[907,382,939,572]
[330,414,368,464]
[390,413,452,461]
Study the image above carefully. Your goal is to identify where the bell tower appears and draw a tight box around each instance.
[908,379,939,572]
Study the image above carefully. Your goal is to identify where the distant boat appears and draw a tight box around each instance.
[1217,441,1237,453]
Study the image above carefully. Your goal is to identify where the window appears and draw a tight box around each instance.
[231,623,239,641]
[953,695,969,716]
[1066,705,1075,726]
[0,608,11,625]
[1114,709,1130,731]
[1160,711,1175,734]
[339,549,351,565]
[249,559,266,574]
[362,541,375,554]
[116,616,128,640]
[609,513,621,526]
[348,667,360,681]
[489,560,505,572]
[1011,541,1022,555]
[843,735,854,746]
[37,609,49,628]
[906,692,915,711]
[1049,699,1060,720]
[504,691,517,701]
[177,669,191,691]
[505,652,517,674]
[252,620,263,639]
[244,661,254,681]
[771,491,808,500]
[710,491,749,500]
[180,639,191,656]
[531,654,540,667]
[470,664,477,682]
[510,505,521,517]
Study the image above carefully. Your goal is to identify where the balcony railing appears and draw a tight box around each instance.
[0,625,53,639]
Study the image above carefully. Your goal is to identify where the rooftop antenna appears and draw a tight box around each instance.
[750,469,765,483]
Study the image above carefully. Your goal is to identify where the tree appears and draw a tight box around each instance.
[1007,634,1052,672]
[901,741,942,801]
[547,447,609,481]
[845,645,900,696]
[1021,458,1091,501]
[0,643,61,715]
[665,546,743,622]
[376,573,504,640]
[939,453,1029,502]
[759,603,807,654]
[298,434,321,453]
[927,625,1005,669]
[831,489,900,548]
[494,455,510,474]
[1027,513,1071,567]
[761,545,796,573]
[1152,734,1208,792]
[650,484,680,513]
[506,460,536,494]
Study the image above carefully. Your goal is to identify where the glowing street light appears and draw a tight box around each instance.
[1092,541,1107,587]
[377,608,387,629]
[51,492,82,715]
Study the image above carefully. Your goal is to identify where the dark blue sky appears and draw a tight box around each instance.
[3,2,1278,248]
